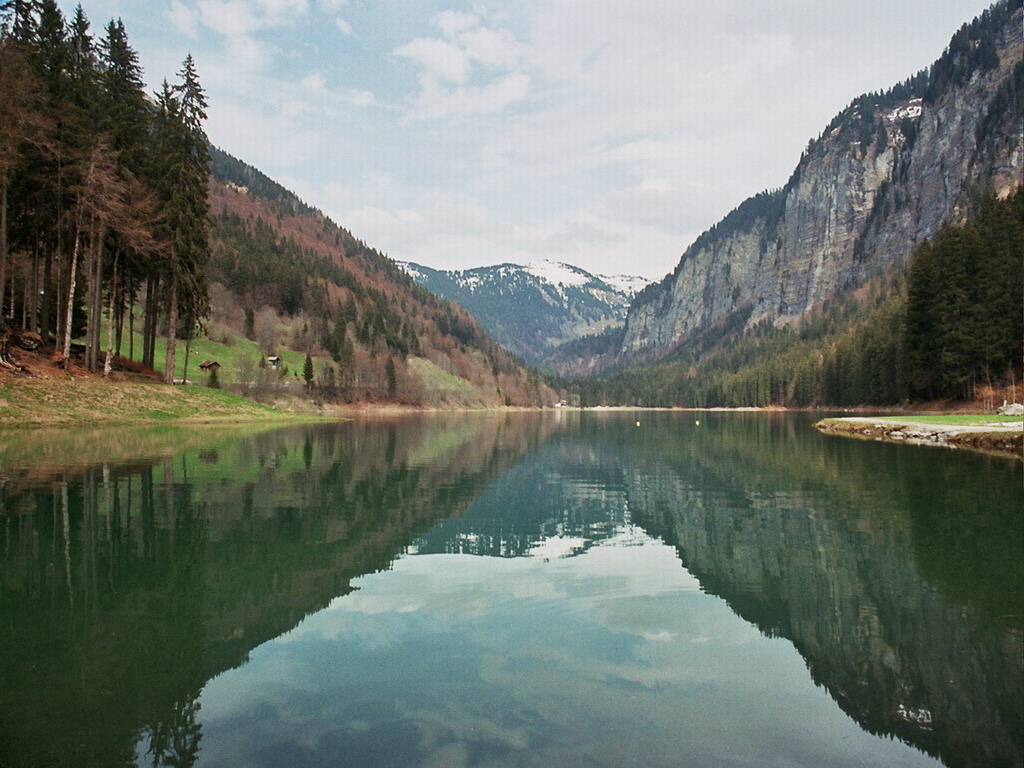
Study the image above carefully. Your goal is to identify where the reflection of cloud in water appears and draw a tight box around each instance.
[194,532,942,768]
[528,534,588,560]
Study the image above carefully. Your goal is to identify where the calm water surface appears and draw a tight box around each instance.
[0,412,1020,768]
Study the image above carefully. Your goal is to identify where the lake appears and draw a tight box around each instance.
[0,412,1020,768]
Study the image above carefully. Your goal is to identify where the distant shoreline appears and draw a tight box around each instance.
[3,371,1020,448]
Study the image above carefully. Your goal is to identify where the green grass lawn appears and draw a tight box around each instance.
[876,414,1023,427]
[0,376,300,427]
[94,322,317,384]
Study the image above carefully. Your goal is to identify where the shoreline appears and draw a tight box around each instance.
[3,371,1020,445]
[814,416,1023,460]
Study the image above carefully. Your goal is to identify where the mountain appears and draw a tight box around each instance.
[205,148,557,407]
[615,0,1022,367]
[397,259,650,368]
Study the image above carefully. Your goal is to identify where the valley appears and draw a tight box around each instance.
[0,4,1022,768]
[0,1,1020,419]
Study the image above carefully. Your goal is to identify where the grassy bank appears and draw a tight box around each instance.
[0,375,310,428]
[815,415,1023,459]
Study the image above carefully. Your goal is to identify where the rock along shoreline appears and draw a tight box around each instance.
[814,417,1023,460]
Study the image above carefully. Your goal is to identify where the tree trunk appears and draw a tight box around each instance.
[61,227,81,367]
[142,273,157,369]
[29,244,39,335]
[83,224,95,369]
[114,274,125,358]
[182,316,192,385]
[86,221,105,372]
[54,229,64,347]
[128,289,134,360]
[104,255,117,377]
[141,276,151,367]
[0,178,7,320]
[164,276,177,384]
[0,327,16,370]
[85,232,95,369]
[40,243,53,346]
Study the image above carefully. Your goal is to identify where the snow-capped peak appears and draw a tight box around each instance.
[523,260,591,288]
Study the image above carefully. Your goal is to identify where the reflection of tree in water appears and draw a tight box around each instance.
[142,698,202,768]
[0,415,550,768]
[3,413,1018,768]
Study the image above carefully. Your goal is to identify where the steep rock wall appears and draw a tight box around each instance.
[621,7,1023,361]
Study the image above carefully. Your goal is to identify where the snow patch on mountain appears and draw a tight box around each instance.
[397,257,652,367]
[599,273,651,297]
[524,260,592,288]
[396,261,425,281]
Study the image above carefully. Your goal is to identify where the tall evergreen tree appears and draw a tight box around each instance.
[154,56,210,384]
[303,352,313,391]
[67,5,97,118]
[1,0,38,43]
[0,34,48,320]
[98,18,148,175]
[385,355,397,396]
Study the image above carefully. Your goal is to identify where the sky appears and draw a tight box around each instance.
[58,0,997,279]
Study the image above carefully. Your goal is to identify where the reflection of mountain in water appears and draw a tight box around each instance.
[1,413,1019,768]
[412,413,1022,768]
[617,415,1021,768]
[412,442,633,559]
[0,415,552,768]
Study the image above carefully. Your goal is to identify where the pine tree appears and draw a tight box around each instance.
[34,0,66,94]
[98,18,148,175]
[385,355,396,396]
[154,55,210,384]
[303,352,314,391]
[1,0,38,44]
[67,6,95,98]
[0,35,48,320]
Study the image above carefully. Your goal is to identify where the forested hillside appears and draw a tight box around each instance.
[0,1,553,407]
[204,149,553,406]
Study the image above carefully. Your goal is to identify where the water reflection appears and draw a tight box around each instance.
[612,413,1022,768]
[0,412,1019,768]
[0,414,551,768]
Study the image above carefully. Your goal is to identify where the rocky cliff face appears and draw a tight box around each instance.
[621,4,1023,361]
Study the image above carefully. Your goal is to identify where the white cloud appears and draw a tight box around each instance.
[127,0,1002,279]
[395,36,470,84]
[196,0,265,37]
[412,71,531,119]
[394,10,532,121]
[166,0,200,38]
[433,10,476,38]
[335,16,353,36]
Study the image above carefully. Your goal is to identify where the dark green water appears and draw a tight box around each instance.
[0,412,1020,768]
